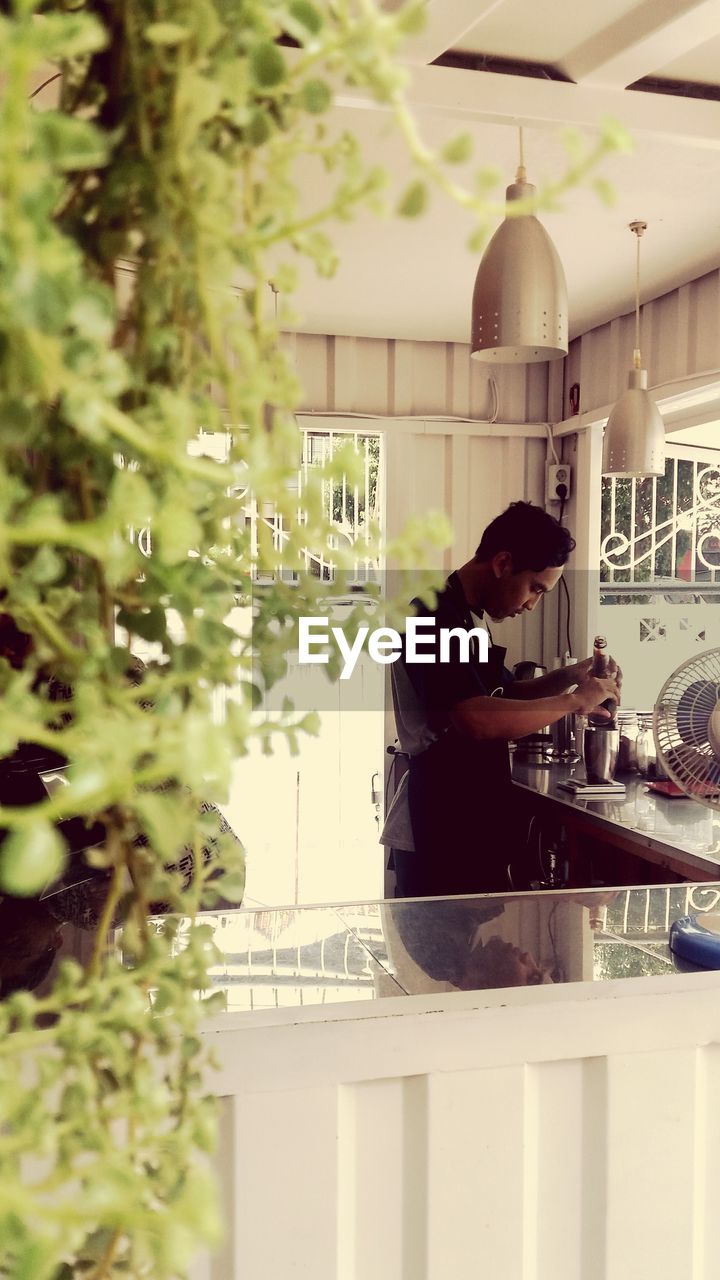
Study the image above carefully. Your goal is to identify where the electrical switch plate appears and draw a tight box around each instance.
[547,463,572,504]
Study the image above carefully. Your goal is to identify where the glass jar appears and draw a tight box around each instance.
[636,713,658,779]
[616,710,639,773]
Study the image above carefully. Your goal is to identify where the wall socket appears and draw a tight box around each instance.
[547,462,572,504]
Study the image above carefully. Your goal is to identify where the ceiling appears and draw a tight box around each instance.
[285,0,720,346]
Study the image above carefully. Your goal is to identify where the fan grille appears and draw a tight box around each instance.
[654,648,720,811]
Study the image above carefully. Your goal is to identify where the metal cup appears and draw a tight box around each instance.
[583,725,619,784]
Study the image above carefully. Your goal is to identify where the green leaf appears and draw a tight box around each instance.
[440,132,473,165]
[246,108,273,147]
[394,0,428,36]
[301,79,332,114]
[249,42,287,88]
[397,179,428,218]
[593,176,616,206]
[0,823,65,897]
[217,867,245,903]
[289,1,324,35]
[36,115,108,172]
[600,115,634,154]
[116,605,168,642]
[145,22,190,45]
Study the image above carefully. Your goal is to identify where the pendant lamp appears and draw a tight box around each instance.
[471,129,568,364]
[602,221,665,478]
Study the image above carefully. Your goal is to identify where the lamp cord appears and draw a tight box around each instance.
[635,231,641,359]
[517,124,526,182]
[558,492,572,657]
[630,220,647,370]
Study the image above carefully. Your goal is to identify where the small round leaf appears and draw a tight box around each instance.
[0,823,65,896]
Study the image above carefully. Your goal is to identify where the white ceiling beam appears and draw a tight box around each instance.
[327,60,720,151]
[562,0,720,90]
[397,0,510,66]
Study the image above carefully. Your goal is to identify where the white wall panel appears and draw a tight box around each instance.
[566,267,720,418]
[603,1048,700,1279]
[191,973,720,1280]
[291,333,548,424]
[424,1066,527,1278]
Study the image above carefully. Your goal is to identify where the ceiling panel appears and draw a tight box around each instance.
[284,100,720,345]
[452,0,638,69]
[653,33,720,86]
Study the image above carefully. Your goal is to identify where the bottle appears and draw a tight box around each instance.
[588,635,617,727]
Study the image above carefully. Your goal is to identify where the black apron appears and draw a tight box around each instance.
[404,641,518,897]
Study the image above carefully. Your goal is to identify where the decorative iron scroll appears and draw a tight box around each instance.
[601,456,720,584]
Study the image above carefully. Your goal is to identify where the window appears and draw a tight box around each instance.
[599,440,720,709]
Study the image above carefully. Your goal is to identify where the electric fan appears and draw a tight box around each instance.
[654,649,720,808]
[653,649,720,968]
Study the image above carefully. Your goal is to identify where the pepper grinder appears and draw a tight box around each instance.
[588,635,618,728]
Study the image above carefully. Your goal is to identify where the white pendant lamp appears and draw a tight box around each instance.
[602,221,665,478]
[471,128,568,364]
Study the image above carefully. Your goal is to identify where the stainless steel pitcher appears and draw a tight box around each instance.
[583,724,620,784]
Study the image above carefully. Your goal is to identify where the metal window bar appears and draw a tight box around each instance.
[601,451,720,586]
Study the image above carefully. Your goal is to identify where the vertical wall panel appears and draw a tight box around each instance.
[425,1067,528,1280]
[698,1043,720,1275]
[294,333,332,410]
[533,1058,587,1280]
[231,1086,341,1280]
[448,343,471,418]
[338,1076,429,1280]
[603,1048,699,1280]
[469,353,498,420]
[352,338,392,415]
[409,341,450,417]
[289,332,548,423]
[690,269,720,374]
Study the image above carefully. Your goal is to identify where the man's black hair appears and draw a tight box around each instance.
[475,501,575,571]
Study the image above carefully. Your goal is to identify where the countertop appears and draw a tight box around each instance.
[154,880,720,1014]
[511,755,720,880]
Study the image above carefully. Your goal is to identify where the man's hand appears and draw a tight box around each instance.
[571,674,621,718]
[572,654,623,690]
[571,656,594,684]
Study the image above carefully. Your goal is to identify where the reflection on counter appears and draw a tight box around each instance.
[513,757,720,869]
[6,879,720,1014]
[154,882,720,1013]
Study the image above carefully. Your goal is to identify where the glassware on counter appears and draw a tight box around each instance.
[616,710,639,773]
[636,712,666,780]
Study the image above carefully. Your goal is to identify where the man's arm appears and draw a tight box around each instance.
[508,657,592,700]
[450,673,621,742]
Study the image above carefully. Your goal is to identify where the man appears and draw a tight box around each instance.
[381,501,620,898]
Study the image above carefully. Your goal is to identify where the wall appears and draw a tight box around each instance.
[285,333,550,422]
[555,266,720,655]
[190,970,720,1280]
[561,266,720,423]
[287,332,556,669]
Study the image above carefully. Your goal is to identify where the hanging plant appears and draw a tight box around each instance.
[0,2,625,1275]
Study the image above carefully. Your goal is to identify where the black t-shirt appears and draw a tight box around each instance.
[405,571,513,732]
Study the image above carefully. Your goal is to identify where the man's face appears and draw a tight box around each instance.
[458,936,549,989]
[485,554,563,622]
